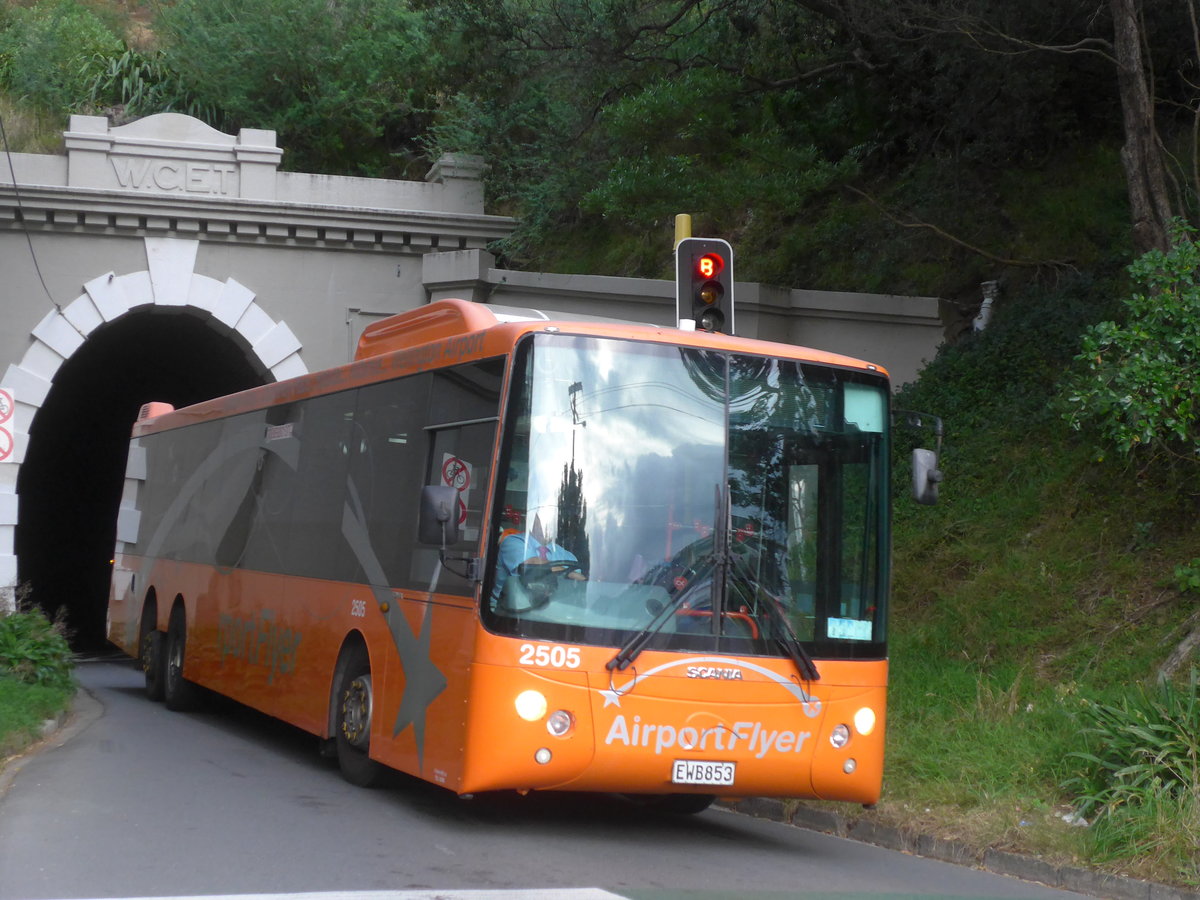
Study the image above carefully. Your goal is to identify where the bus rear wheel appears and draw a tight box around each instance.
[164,608,199,711]
[334,646,385,788]
[141,627,165,702]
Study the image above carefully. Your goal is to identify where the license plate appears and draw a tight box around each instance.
[671,759,735,786]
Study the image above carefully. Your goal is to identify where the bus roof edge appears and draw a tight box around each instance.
[354,299,501,360]
[137,401,176,422]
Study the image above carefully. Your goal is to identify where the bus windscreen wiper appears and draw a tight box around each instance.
[761,589,821,682]
[608,485,726,673]
[605,576,706,672]
[729,554,820,682]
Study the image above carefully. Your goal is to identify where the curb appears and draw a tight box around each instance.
[0,686,103,800]
[721,798,1200,900]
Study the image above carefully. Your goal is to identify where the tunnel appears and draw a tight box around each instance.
[15,310,268,651]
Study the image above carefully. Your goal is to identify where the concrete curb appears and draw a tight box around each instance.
[721,798,1200,900]
[0,686,102,800]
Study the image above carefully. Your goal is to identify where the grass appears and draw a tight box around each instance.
[0,92,66,155]
[0,676,73,765]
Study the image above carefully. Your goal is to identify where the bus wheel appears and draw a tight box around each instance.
[164,608,199,712]
[334,646,385,788]
[632,793,716,815]
[141,628,165,702]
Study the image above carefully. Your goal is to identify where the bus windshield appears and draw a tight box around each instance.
[482,333,889,660]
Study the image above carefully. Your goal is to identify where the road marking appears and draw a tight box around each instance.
[63,891,628,900]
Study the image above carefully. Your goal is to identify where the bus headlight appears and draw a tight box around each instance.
[854,707,876,736]
[515,690,547,722]
[830,724,851,749]
[546,710,574,737]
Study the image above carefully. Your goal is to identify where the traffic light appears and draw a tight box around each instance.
[676,237,734,334]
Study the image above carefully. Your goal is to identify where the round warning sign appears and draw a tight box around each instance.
[442,456,471,491]
[0,390,12,426]
[0,427,12,463]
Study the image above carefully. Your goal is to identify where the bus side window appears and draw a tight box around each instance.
[213,411,279,570]
[421,422,494,594]
[287,392,355,582]
[239,404,302,574]
[416,360,505,595]
[347,377,429,588]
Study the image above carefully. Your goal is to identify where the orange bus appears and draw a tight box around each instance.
[107,297,915,812]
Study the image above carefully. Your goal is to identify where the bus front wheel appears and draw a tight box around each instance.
[624,793,716,815]
[334,646,385,788]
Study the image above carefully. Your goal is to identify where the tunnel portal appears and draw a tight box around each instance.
[16,311,267,651]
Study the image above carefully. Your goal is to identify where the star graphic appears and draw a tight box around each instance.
[343,483,447,773]
[380,594,447,770]
[600,688,623,708]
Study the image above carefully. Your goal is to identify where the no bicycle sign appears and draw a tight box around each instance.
[0,388,13,463]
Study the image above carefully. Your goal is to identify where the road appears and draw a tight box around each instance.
[0,661,1086,900]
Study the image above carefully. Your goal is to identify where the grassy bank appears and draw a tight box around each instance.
[0,604,76,772]
[878,278,1200,887]
[0,677,74,764]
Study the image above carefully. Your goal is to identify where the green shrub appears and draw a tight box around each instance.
[1064,221,1200,462]
[155,0,436,175]
[1064,671,1200,816]
[0,605,74,690]
[85,48,215,122]
[0,0,123,113]
[1175,559,1200,594]
[1062,671,1200,881]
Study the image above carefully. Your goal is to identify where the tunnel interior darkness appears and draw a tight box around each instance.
[16,310,268,651]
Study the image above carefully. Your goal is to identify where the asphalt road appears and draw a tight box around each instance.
[0,661,1088,900]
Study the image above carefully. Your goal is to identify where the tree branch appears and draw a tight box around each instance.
[845,185,1078,271]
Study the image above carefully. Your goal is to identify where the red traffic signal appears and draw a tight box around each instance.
[697,252,724,280]
[676,238,734,333]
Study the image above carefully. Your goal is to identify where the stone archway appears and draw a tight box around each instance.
[2,237,308,642]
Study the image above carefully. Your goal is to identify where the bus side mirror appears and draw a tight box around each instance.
[912,448,942,506]
[419,485,461,546]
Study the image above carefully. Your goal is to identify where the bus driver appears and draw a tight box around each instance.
[491,507,585,607]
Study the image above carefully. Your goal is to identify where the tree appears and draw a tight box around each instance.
[782,0,1181,254]
[155,0,436,175]
[424,0,1159,277]
[1109,0,1173,253]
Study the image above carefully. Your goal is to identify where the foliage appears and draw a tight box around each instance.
[1063,223,1200,462]
[1064,671,1200,816]
[576,68,862,277]
[0,91,63,154]
[895,274,1119,435]
[0,604,74,690]
[1175,559,1200,594]
[423,0,1150,282]
[0,0,123,113]
[1061,672,1200,881]
[0,0,1167,293]
[85,48,215,122]
[154,0,436,175]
